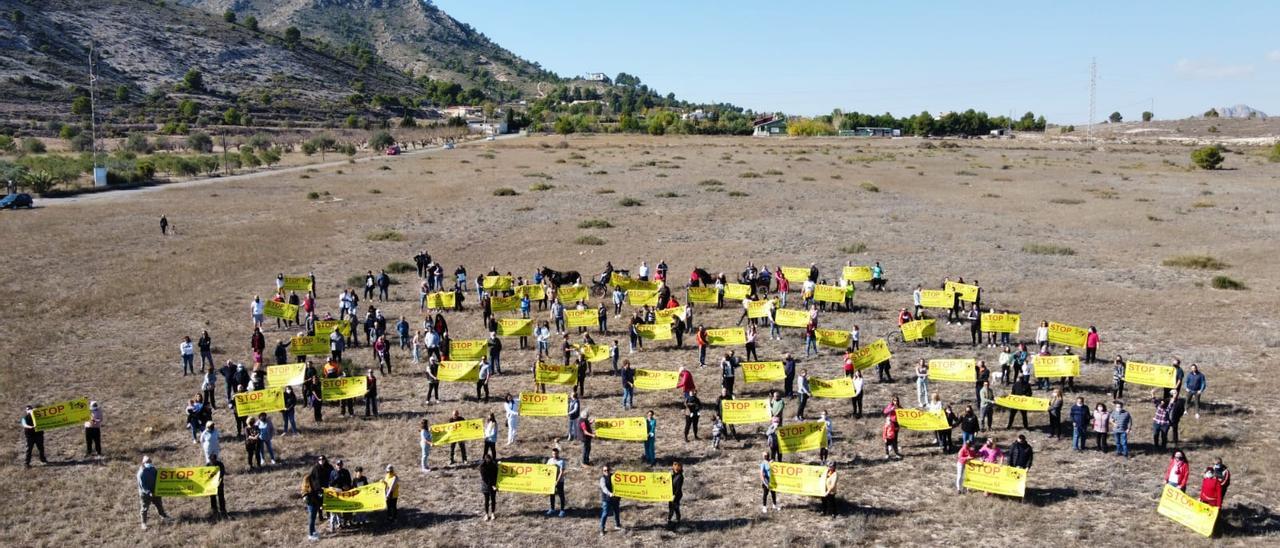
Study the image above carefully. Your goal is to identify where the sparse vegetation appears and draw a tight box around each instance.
[574,235,605,246]
[618,198,643,207]
[839,243,868,254]
[698,179,723,186]
[1022,244,1076,256]
[577,219,613,229]
[492,187,519,196]
[1049,198,1085,205]
[1162,255,1227,270]
[738,172,761,178]
[1191,146,1224,170]
[655,191,682,198]
[727,191,749,197]
[595,188,615,194]
[366,230,404,242]
[529,182,555,191]
[860,182,880,192]
[1211,276,1246,290]
[385,261,415,274]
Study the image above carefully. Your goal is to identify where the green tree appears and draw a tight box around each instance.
[1191,146,1223,170]
[59,125,81,140]
[284,26,301,49]
[223,9,235,23]
[114,85,129,102]
[1270,142,1280,163]
[369,131,395,149]
[21,138,46,154]
[912,111,936,136]
[187,132,213,153]
[71,96,92,116]
[554,117,575,135]
[178,99,200,120]
[1142,111,1154,122]
[124,133,153,154]
[301,141,317,156]
[181,69,204,92]
[0,135,15,153]
[260,147,281,166]
[244,15,258,32]
[240,148,261,168]
[69,133,93,152]
[1108,111,1122,123]
[23,170,56,194]
[11,9,25,24]
[618,114,640,132]
[345,114,362,129]
[222,107,242,125]
[1203,109,1219,118]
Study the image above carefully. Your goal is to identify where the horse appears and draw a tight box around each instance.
[689,268,714,287]
[540,267,582,288]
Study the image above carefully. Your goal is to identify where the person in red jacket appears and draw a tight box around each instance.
[955,440,976,494]
[1165,450,1190,491]
[882,415,901,459]
[676,365,696,399]
[1198,467,1223,507]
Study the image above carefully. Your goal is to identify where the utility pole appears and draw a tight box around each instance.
[89,41,104,186]
[221,133,228,176]
[1087,58,1097,145]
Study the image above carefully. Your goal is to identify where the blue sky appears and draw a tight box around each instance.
[435,0,1279,123]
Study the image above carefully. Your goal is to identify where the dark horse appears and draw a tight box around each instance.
[690,268,714,287]
[540,267,582,288]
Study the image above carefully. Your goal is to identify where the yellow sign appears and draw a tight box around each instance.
[565,309,597,329]
[593,417,648,441]
[1047,322,1088,348]
[980,313,1020,334]
[633,368,679,390]
[706,327,746,346]
[612,471,674,502]
[534,363,578,386]
[746,299,769,319]
[895,408,951,431]
[1125,361,1177,389]
[497,462,558,495]
[900,319,937,342]
[721,399,771,425]
[813,284,845,304]
[774,308,810,328]
[281,276,313,292]
[262,300,299,320]
[927,359,976,382]
[576,343,612,363]
[497,318,534,337]
[32,398,91,432]
[234,387,285,417]
[1033,355,1081,377]
[627,290,659,307]
[742,361,785,383]
[427,291,456,309]
[842,266,873,282]
[848,339,892,370]
[320,376,368,401]
[995,395,1050,412]
[780,266,810,283]
[155,466,221,497]
[655,306,685,324]
[769,462,833,497]
[519,392,569,417]
[481,275,513,291]
[450,339,488,360]
[687,286,718,304]
[438,360,481,382]
[431,418,486,445]
[515,284,546,300]
[635,323,673,341]
[556,285,588,304]
[809,376,856,398]
[1157,484,1219,538]
[723,283,752,301]
[963,461,1026,498]
[489,295,520,312]
[919,289,955,309]
[944,281,979,302]
[291,335,329,356]
[815,328,851,349]
[323,482,386,513]
[777,421,828,453]
[610,273,659,292]
[314,320,351,338]
[266,363,307,388]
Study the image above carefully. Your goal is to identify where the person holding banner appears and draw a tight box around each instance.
[1005,378,1032,430]
[136,456,170,529]
[620,361,635,410]
[956,440,976,494]
[882,416,901,459]
[21,406,47,467]
[759,452,778,513]
[851,370,865,418]
[644,410,658,465]
[796,371,812,420]
[579,412,597,466]
[599,464,623,534]
[448,410,469,465]
[281,387,299,435]
[819,410,834,464]
[1165,450,1190,491]
[820,464,839,515]
[1112,357,1127,399]
[209,452,228,519]
[425,356,440,405]
[476,359,491,403]
[546,447,568,517]
[80,400,104,457]
[1008,434,1034,470]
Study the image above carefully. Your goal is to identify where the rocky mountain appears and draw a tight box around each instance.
[1213,104,1268,119]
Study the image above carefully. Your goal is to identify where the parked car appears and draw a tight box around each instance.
[385,145,401,156]
[442,142,455,150]
[0,193,33,209]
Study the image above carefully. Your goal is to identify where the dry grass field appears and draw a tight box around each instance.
[3,133,1280,546]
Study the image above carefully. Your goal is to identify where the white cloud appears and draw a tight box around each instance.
[1174,58,1254,80]
[1268,50,1280,62]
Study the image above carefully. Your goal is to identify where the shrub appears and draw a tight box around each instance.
[529,182,554,191]
[369,131,395,149]
[1270,143,1280,163]
[307,191,320,200]
[368,189,381,194]
[839,243,868,254]
[764,169,783,176]
[655,191,681,198]
[124,133,153,154]
[366,230,404,242]
[1022,244,1076,256]
[955,170,977,176]
[728,191,749,197]
[738,171,761,178]
[523,172,553,179]
[1161,255,1227,270]
[577,219,613,229]
[618,198,643,207]
[492,187,519,196]
[575,235,605,246]
[0,135,14,153]
[595,188,615,194]
[1049,198,1085,205]
[187,132,213,153]
[386,261,415,274]
[860,182,880,192]
[1210,276,1246,290]
[698,179,723,186]
[1191,146,1223,170]
[21,138,45,154]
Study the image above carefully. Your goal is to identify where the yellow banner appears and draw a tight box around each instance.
[769,462,833,497]
[655,306,685,324]
[627,290,659,307]
[774,308,809,328]
[813,284,845,304]
[809,376,856,398]
[780,266,810,283]
[497,462,558,495]
[263,300,299,320]
[746,299,769,319]
[450,339,488,360]
[515,284,546,300]
[519,392,569,417]
[266,363,307,388]
[944,281,979,302]
[1157,484,1219,538]
[281,276,313,292]
[1033,355,1081,377]
[815,328,851,349]
[721,399,770,425]
[576,343,612,363]
[633,368,679,390]
[594,417,648,442]
[706,327,746,346]
[919,289,955,309]
[848,339,892,370]
[431,418,486,445]
[610,273,659,292]
[489,295,520,312]
[635,323,673,341]
[980,313,1020,334]
[723,283,752,301]
[895,408,951,431]
[963,461,1026,498]
[323,482,386,513]
[612,471,674,502]
[496,318,533,337]
[843,266,873,282]
[687,286,718,304]
[155,466,221,497]
[742,361,785,383]
[534,363,578,386]
[1125,361,1177,389]
[777,421,828,453]
[234,387,285,417]
[927,359,976,382]
[995,395,1050,412]
[314,320,351,338]
[900,319,937,342]
[1047,321,1088,348]
[557,285,588,304]
[565,309,597,329]
[291,335,329,356]
[32,398,91,432]
[438,360,481,382]
[427,291,456,309]
[320,376,368,401]
[481,275,513,291]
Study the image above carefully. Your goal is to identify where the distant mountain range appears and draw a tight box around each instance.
[1212,104,1268,119]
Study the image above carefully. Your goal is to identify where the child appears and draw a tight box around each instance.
[710,413,724,450]
[882,415,901,459]
[819,410,834,464]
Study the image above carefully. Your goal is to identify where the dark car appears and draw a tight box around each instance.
[0,193,33,209]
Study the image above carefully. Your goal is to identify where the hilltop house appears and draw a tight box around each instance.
[752,115,787,136]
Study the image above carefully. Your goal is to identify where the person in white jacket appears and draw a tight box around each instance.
[504,395,520,445]
[250,296,264,329]
[200,422,220,463]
